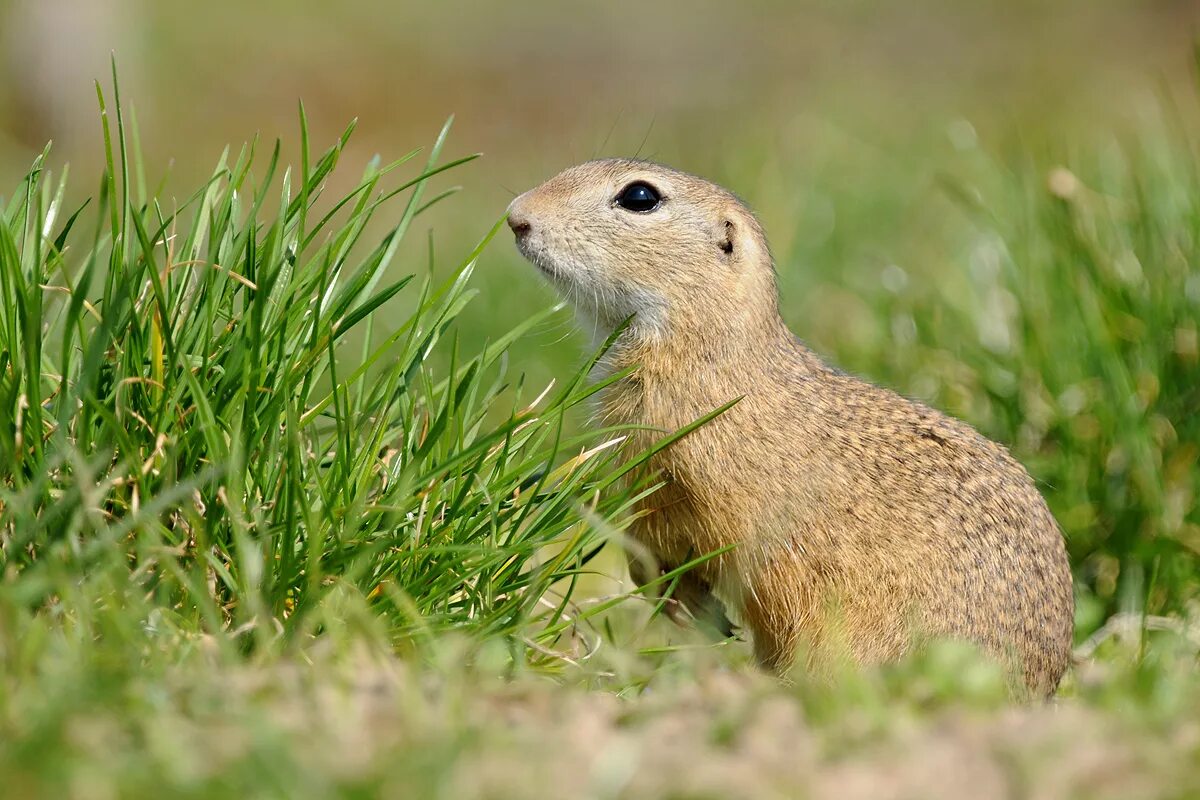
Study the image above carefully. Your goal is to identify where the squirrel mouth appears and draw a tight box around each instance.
[516,239,561,279]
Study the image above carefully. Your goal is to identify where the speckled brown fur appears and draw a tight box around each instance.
[506,159,1074,696]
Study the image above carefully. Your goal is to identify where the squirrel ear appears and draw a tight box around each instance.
[718,219,735,256]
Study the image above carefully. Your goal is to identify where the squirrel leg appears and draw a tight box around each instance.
[740,576,813,675]
[666,571,737,639]
[625,546,735,639]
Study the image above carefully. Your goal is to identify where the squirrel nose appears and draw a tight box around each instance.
[508,215,532,238]
[506,197,533,238]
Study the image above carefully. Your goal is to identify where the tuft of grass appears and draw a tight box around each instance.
[0,77,667,668]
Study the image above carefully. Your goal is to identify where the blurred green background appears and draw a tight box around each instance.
[1,0,1198,624]
[1,0,1193,372]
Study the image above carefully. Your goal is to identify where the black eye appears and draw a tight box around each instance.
[614,182,662,213]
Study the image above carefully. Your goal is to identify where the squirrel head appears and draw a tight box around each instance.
[507,159,778,344]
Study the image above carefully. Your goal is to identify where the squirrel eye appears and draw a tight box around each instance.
[614,182,662,213]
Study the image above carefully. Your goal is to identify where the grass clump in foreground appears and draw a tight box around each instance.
[0,78,1199,798]
[0,82,679,673]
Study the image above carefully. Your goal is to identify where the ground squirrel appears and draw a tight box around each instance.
[506,159,1074,695]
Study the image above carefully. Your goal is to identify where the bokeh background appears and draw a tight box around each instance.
[2,0,1198,624]
[1,0,1195,373]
